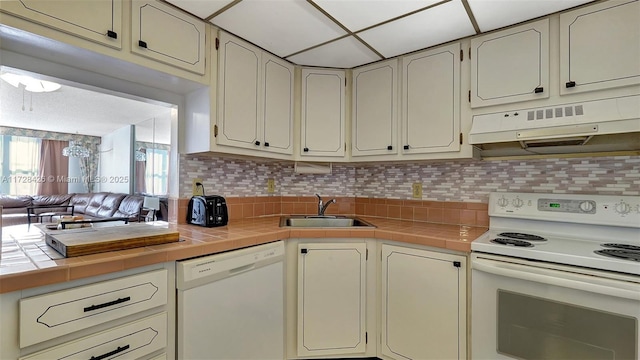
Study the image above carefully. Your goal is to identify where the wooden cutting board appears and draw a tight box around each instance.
[43,223,180,257]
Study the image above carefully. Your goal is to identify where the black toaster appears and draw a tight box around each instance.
[187,195,228,227]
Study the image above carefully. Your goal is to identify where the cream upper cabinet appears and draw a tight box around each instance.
[216,32,294,156]
[131,0,206,75]
[300,68,346,158]
[470,18,550,108]
[401,42,461,154]
[262,52,295,155]
[0,0,122,48]
[297,242,367,357]
[381,244,467,360]
[560,0,640,95]
[217,33,261,150]
[352,59,398,157]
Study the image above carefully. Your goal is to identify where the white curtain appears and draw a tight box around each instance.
[7,136,40,195]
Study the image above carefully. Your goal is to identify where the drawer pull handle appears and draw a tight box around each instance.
[84,296,131,312]
[90,344,130,360]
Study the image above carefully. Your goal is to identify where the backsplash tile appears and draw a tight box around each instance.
[180,154,639,203]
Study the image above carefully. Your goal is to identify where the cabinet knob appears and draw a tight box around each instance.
[303,147,309,152]
[254,141,261,146]
[138,40,148,48]
[106,30,118,39]
[387,145,393,150]
[403,145,410,150]
[566,81,576,88]
[534,87,544,93]
[264,142,270,147]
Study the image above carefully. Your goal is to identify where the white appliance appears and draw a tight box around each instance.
[469,94,640,156]
[471,192,640,359]
[177,241,285,360]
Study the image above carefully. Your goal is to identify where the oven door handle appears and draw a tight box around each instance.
[473,258,640,301]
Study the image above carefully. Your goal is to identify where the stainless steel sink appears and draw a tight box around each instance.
[280,215,375,228]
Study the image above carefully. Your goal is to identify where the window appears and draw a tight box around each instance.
[0,135,41,195]
[145,147,169,195]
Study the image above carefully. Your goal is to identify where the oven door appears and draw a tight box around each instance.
[471,253,640,360]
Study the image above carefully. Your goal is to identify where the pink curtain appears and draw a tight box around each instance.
[36,140,69,195]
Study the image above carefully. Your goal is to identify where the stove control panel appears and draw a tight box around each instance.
[538,198,596,214]
[490,192,640,228]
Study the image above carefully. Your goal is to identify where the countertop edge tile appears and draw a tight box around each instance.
[0,217,487,293]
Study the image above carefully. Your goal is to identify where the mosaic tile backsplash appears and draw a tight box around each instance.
[179,154,639,203]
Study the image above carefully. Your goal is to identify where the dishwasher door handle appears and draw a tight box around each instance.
[229,263,256,275]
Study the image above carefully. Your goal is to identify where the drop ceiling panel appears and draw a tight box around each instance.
[358,0,475,58]
[165,0,233,19]
[287,36,381,68]
[313,0,443,32]
[211,0,347,58]
[467,0,594,32]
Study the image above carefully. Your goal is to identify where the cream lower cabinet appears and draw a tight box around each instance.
[295,242,368,358]
[0,263,174,360]
[560,0,640,95]
[380,244,467,360]
[0,0,122,48]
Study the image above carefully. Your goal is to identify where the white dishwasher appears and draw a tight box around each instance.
[177,240,285,360]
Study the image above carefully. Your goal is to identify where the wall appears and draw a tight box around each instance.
[179,154,639,201]
[99,125,133,193]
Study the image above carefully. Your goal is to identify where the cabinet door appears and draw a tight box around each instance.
[19,312,167,360]
[401,43,461,154]
[560,0,640,95]
[0,0,122,48]
[381,244,466,360]
[352,59,398,156]
[217,32,261,150]
[262,53,294,155]
[131,0,206,74]
[297,243,366,357]
[470,18,549,108]
[300,68,346,157]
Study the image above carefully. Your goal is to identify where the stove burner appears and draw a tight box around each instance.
[491,238,534,247]
[601,243,640,252]
[594,249,640,262]
[499,232,546,241]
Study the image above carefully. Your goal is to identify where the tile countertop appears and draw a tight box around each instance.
[0,216,487,294]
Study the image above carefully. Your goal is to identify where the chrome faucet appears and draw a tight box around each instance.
[315,194,336,216]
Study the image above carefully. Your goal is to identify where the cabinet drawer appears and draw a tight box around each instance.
[20,269,167,348]
[20,312,167,360]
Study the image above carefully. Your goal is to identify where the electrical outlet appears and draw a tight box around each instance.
[267,178,276,193]
[412,182,423,199]
[192,178,204,195]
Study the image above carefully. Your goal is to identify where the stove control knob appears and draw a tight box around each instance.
[579,201,594,213]
[615,201,631,215]
[512,198,524,208]
[497,197,509,208]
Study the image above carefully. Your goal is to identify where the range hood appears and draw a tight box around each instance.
[469,95,640,157]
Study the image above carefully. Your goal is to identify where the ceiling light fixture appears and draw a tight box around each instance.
[62,141,90,158]
[135,148,147,161]
[0,72,61,92]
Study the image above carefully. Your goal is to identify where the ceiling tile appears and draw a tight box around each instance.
[212,0,347,58]
[313,0,442,32]
[287,36,381,68]
[468,0,595,32]
[358,0,475,58]
[165,0,234,19]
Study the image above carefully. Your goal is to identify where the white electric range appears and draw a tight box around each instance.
[471,192,640,360]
